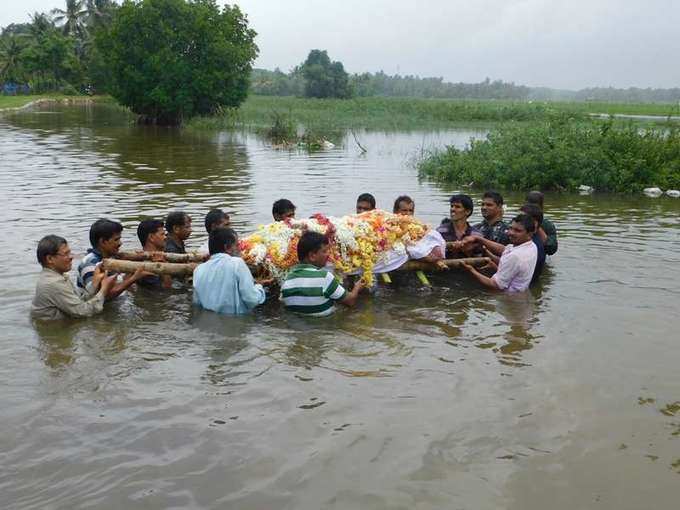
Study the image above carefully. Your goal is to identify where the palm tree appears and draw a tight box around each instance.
[29,12,55,38]
[85,0,116,29]
[0,34,26,82]
[52,0,88,40]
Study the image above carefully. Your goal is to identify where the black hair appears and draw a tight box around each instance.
[393,195,414,213]
[526,190,545,209]
[272,199,296,218]
[208,227,238,255]
[137,219,164,246]
[482,190,504,206]
[204,209,229,233]
[357,193,376,209]
[297,231,328,261]
[512,213,536,233]
[449,194,474,217]
[37,235,67,266]
[520,203,544,225]
[89,219,123,248]
[165,211,190,233]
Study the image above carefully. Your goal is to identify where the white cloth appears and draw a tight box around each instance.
[344,229,446,276]
[492,240,537,292]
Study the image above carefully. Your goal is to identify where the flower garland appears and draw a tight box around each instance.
[238,210,430,285]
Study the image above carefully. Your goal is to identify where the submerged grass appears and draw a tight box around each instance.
[188,95,587,132]
[188,95,680,133]
[418,116,680,193]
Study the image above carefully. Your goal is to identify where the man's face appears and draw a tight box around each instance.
[508,221,532,245]
[308,243,330,267]
[149,227,166,250]
[481,198,502,221]
[211,217,230,231]
[47,243,73,273]
[275,210,296,222]
[101,233,122,256]
[356,201,373,214]
[174,217,192,240]
[449,202,470,221]
[395,200,414,216]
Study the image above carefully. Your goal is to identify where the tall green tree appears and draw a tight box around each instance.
[97,0,258,124]
[52,0,89,40]
[299,50,351,99]
[21,26,80,89]
[0,34,27,82]
[85,0,117,29]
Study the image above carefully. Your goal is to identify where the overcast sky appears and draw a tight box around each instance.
[2,0,679,90]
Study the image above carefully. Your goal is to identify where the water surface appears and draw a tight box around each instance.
[1,103,679,509]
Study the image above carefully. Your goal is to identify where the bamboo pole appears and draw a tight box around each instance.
[102,258,197,277]
[116,250,207,263]
[397,257,489,272]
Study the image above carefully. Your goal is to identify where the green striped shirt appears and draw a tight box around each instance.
[280,264,347,316]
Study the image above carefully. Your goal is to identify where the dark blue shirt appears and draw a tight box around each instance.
[531,233,546,284]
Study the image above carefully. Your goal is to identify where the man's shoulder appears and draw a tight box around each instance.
[286,264,327,278]
[542,217,556,230]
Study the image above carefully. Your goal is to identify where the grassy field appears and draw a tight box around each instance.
[0,94,109,111]
[549,100,680,117]
[187,95,680,133]
[188,95,585,132]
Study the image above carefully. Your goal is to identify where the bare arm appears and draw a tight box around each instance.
[477,237,505,256]
[339,280,365,307]
[462,263,501,290]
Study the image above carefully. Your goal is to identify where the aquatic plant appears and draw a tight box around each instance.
[418,116,680,193]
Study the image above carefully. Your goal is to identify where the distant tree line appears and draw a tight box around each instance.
[252,66,680,104]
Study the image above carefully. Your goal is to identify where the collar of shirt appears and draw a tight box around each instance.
[42,266,68,280]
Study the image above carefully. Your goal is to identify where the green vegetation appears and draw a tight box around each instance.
[251,68,680,104]
[0,2,118,94]
[418,116,680,193]
[299,50,351,99]
[96,0,257,125]
[188,95,587,132]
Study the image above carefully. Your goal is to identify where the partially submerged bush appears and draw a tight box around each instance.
[262,110,296,143]
[418,116,680,192]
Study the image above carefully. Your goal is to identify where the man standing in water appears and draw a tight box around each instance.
[526,191,558,255]
[165,211,192,254]
[200,209,230,254]
[437,194,481,257]
[193,228,268,315]
[32,235,116,320]
[137,219,172,288]
[474,191,509,245]
[356,193,376,214]
[462,214,537,292]
[78,219,150,299]
[272,199,296,221]
[393,195,415,216]
[281,231,365,316]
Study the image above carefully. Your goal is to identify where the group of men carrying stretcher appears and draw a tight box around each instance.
[30,191,557,320]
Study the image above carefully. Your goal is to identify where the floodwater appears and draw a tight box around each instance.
[1,103,679,510]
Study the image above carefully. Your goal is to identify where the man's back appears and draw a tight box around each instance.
[280,264,346,317]
[193,253,265,314]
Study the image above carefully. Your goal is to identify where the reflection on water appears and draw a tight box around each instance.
[1,103,680,509]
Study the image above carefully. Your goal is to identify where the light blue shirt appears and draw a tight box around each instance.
[192,253,266,315]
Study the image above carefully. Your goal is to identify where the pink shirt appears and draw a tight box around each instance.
[492,240,537,292]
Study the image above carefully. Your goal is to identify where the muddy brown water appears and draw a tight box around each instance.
[1,103,679,509]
